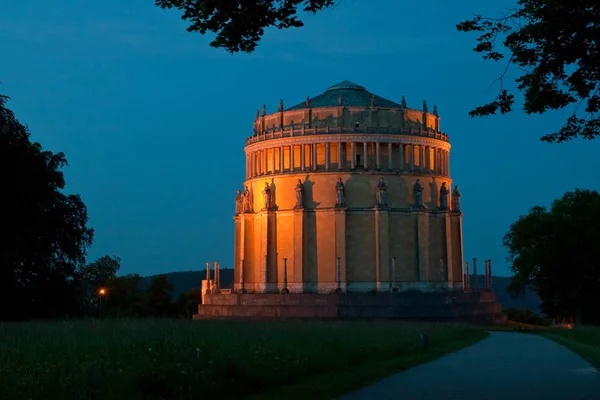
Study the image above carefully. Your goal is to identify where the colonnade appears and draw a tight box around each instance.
[246,141,450,179]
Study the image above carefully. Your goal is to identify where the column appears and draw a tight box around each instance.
[351,142,356,169]
[375,142,381,170]
[363,142,368,169]
[447,151,451,177]
[272,147,276,173]
[255,152,259,176]
[312,143,317,170]
[431,148,437,174]
[388,142,393,171]
[440,150,444,175]
[325,142,330,170]
[290,145,295,172]
[301,144,305,171]
[399,144,404,171]
[442,150,448,175]
[280,146,284,172]
[409,144,415,171]
[337,141,342,170]
[425,146,431,172]
[418,145,424,172]
[262,149,267,175]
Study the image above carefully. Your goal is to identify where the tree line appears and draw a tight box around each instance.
[81,256,202,319]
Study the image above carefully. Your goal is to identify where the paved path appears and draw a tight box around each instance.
[340,331,600,400]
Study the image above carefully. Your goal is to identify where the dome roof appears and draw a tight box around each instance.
[286,80,403,111]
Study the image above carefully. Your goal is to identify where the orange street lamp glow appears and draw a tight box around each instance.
[99,288,106,295]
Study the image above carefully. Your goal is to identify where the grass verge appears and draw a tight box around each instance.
[537,326,600,369]
[0,319,487,400]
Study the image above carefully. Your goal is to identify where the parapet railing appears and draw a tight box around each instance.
[245,126,449,145]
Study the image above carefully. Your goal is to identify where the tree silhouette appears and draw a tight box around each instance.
[145,274,175,317]
[0,94,94,320]
[457,1,600,142]
[155,0,333,53]
[504,189,600,325]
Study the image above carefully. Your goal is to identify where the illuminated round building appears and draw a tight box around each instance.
[233,81,464,294]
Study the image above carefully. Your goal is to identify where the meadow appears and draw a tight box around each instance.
[0,319,487,400]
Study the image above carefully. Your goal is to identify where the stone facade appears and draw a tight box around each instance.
[233,81,464,294]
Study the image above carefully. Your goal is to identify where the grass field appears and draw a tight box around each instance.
[538,326,600,369]
[0,319,487,400]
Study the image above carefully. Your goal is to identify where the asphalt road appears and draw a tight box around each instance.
[339,331,600,400]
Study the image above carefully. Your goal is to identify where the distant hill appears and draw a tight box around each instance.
[142,270,541,313]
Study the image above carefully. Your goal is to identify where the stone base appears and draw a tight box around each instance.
[236,281,464,294]
[193,289,506,324]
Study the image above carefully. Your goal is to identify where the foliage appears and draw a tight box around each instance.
[145,274,175,317]
[457,0,600,142]
[78,255,121,315]
[104,274,147,318]
[0,94,94,321]
[176,289,202,319]
[155,0,334,53]
[0,319,486,400]
[80,255,121,287]
[503,189,600,325]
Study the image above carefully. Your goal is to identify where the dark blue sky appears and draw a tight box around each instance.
[2,0,598,277]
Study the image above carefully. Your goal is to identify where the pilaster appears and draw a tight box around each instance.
[334,208,347,291]
[452,211,464,287]
[415,209,429,282]
[444,211,453,283]
[257,211,269,293]
[375,209,390,291]
[292,209,305,292]
[234,216,246,290]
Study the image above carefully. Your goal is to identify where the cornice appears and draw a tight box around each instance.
[245,134,451,153]
[244,170,452,182]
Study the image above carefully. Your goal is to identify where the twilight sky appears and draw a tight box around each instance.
[2,0,599,277]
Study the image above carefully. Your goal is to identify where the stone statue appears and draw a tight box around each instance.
[452,186,461,212]
[262,182,272,210]
[401,96,407,108]
[295,179,304,209]
[305,96,310,108]
[235,189,242,214]
[335,178,346,208]
[337,95,343,106]
[376,177,387,208]
[242,185,251,213]
[261,104,266,116]
[278,99,284,112]
[439,182,449,210]
[413,179,424,208]
[423,100,428,113]
[371,94,376,108]
[433,104,439,116]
